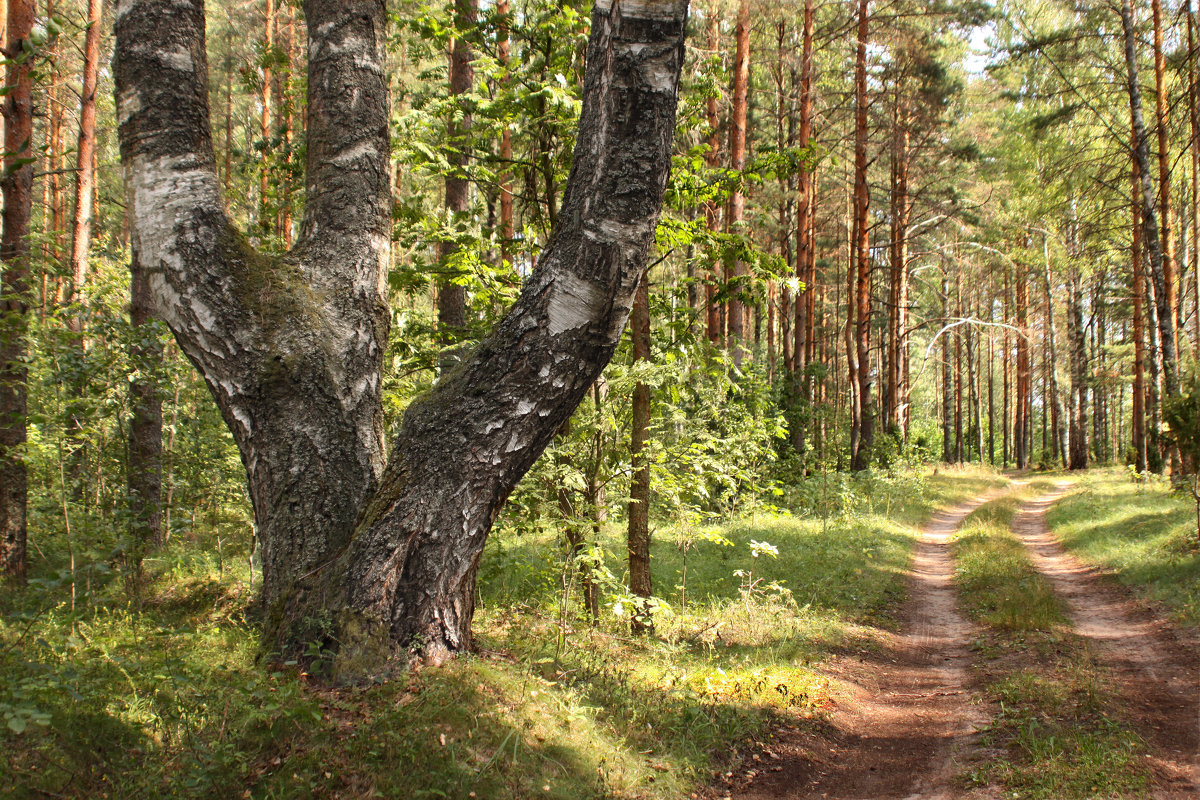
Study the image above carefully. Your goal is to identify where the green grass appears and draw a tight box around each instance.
[952,489,1153,800]
[1,465,1006,799]
[953,489,1065,631]
[1047,468,1200,626]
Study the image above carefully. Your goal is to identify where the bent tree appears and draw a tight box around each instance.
[115,0,689,678]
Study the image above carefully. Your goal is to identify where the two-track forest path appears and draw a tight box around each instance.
[1008,483,1200,798]
[724,490,1001,800]
[721,481,1200,800]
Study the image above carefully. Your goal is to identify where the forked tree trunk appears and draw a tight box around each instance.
[0,0,33,582]
[115,0,689,678]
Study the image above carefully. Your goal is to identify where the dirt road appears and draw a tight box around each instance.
[1010,485,1199,799]
[721,485,1199,800]
[724,494,996,800]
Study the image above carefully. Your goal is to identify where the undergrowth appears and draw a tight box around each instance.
[1,465,1004,799]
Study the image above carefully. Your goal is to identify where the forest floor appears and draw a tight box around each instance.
[718,477,1200,800]
[3,467,1198,800]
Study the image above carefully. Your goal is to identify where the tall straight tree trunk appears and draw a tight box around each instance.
[849,0,872,471]
[725,0,750,360]
[886,80,910,439]
[942,272,953,463]
[704,1,722,344]
[45,2,64,292]
[281,7,296,246]
[1003,262,1011,466]
[793,0,814,378]
[437,0,476,342]
[1041,233,1067,467]
[0,0,32,582]
[116,0,689,675]
[1190,1,1200,359]
[1067,270,1088,469]
[62,0,105,487]
[498,0,513,266]
[1092,269,1108,463]
[1014,270,1030,469]
[67,0,101,301]
[260,0,275,230]
[628,277,652,635]
[1152,0,1179,354]
[954,281,963,462]
[1122,0,1180,402]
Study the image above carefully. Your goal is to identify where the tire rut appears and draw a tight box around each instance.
[1010,484,1200,799]
[722,493,999,800]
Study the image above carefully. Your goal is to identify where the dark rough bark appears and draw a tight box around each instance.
[117,0,689,677]
[1,0,34,582]
[117,0,392,613]
[628,277,652,635]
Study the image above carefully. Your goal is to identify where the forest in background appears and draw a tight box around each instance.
[1,0,1200,795]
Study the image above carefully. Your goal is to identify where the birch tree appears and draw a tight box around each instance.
[115,0,689,677]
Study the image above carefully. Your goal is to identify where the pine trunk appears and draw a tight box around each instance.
[0,0,33,582]
[1122,0,1179,401]
[437,0,477,341]
[850,0,872,471]
[725,0,750,359]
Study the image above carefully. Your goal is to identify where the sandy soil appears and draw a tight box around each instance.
[721,494,999,800]
[715,484,1199,800]
[1010,484,1199,799]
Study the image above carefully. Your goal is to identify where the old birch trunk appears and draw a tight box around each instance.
[116,0,688,678]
